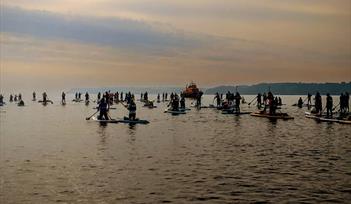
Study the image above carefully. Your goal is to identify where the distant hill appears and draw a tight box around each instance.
[69,82,351,95]
[68,87,183,94]
[204,82,351,95]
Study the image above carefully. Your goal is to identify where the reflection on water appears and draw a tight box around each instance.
[0,95,350,203]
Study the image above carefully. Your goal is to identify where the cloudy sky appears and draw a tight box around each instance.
[1,0,350,91]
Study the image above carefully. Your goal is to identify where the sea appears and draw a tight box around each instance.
[0,95,350,203]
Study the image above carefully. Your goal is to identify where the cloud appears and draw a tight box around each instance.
[0,6,204,53]
[0,4,350,91]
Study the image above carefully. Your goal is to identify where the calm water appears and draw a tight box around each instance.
[0,95,350,203]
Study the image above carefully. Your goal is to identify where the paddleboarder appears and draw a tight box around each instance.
[85,92,89,102]
[234,92,241,113]
[315,92,322,115]
[307,93,312,105]
[43,92,47,103]
[345,92,350,112]
[326,93,333,118]
[257,93,262,108]
[62,92,66,104]
[214,92,221,107]
[98,97,109,120]
[297,97,303,108]
[173,94,180,111]
[180,94,186,109]
[196,91,203,108]
[127,98,137,121]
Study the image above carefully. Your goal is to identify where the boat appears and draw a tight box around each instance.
[182,82,200,98]
[250,112,294,120]
[116,117,149,124]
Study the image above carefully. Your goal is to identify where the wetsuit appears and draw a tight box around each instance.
[62,92,66,103]
[98,99,109,120]
[298,97,303,108]
[234,93,241,113]
[128,101,137,120]
[315,93,322,115]
[180,96,185,109]
[326,94,333,118]
[257,93,262,108]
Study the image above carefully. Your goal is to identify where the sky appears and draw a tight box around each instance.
[0,0,350,92]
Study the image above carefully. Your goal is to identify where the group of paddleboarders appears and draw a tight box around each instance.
[256,93,282,109]
[167,93,187,111]
[310,92,350,118]
[7,93,25,106]
[95,91,137,121]
[213,91,243,113]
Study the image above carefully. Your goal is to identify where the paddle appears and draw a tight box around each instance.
[248,96,257,106]
[119,101,128,110]
[332,102,340,111]
[302,96,308,103]
[86,110,99,120]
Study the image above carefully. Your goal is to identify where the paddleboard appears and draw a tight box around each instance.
[305,112,351,124]
[222,111,251,115]
[93,107,117,110]
[38,100,53,103]
[250,112,294,120]
[143,105,157,108]
[338,120,351,124]
[117,117,149,124]
[164,109,186,114]
[90,116,118,123]
[317,117,340,123]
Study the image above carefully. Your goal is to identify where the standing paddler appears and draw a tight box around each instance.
[126,98,137,120]
[297,97,303,108]
[234,92,241,113]
[0,94,4,105]
[43,92,47,103]
[98,97,110,120]
[85,92,90,103]
[314,92,322,115]
[258,93,263,108]
[307,93,312,106]
[180,94,186,109]
[326,93,333,118]
[214,92,221,107]
[61,92,66,104]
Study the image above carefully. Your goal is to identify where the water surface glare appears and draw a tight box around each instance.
[0,95,350,203]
